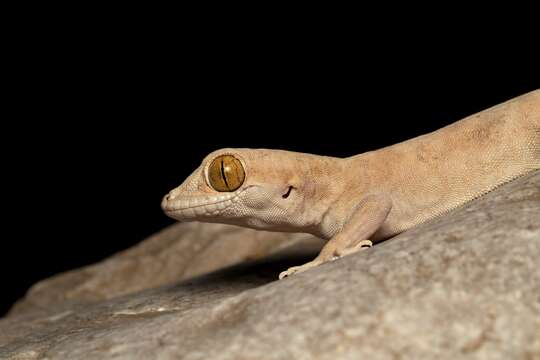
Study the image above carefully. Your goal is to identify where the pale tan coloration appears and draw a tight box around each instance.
[162,90,540,278]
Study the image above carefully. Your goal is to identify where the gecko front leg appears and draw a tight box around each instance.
[279,194,392,279]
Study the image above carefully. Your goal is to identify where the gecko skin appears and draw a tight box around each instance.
[162,90,540,279]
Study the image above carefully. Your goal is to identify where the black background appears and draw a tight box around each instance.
[2,17,538,316]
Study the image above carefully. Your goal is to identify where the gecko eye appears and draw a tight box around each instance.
[208,155,245,192]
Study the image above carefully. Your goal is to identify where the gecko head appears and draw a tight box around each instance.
[161,148,331,232]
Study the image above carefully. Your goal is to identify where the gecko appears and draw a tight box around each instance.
[162,90,540,279]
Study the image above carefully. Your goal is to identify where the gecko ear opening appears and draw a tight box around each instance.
[208,155,245,192]
[282,186,294,199]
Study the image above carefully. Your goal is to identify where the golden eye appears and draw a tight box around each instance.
[208,155,245,192]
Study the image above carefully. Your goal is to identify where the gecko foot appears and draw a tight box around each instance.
[336,240,373,257]
[278,240,373,279]
[278,260,321,280]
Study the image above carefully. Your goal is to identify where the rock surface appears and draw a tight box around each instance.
[7,221,322,318]
[1,170,539,359]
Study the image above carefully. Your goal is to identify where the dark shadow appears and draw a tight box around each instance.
[168,240,324,291]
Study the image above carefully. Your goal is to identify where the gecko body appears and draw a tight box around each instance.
[162,90,540,278]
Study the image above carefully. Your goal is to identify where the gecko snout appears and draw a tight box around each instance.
[161,193,174,211]
[164,188,181,201]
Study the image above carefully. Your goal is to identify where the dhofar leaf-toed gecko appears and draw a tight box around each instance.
[162,90,540,279]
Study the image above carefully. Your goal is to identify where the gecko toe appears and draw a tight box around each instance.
[279,260,323,279]
[278,269,293,280]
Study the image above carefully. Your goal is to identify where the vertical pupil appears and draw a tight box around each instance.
[220,159,230,189]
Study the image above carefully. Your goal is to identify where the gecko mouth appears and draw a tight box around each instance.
[161,188,248,219]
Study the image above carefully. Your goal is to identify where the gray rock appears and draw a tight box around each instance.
[1,170,539,360]
[7,221,323,318]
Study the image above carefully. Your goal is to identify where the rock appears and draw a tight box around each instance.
[1,170,539,359]
[7,221,323,318]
